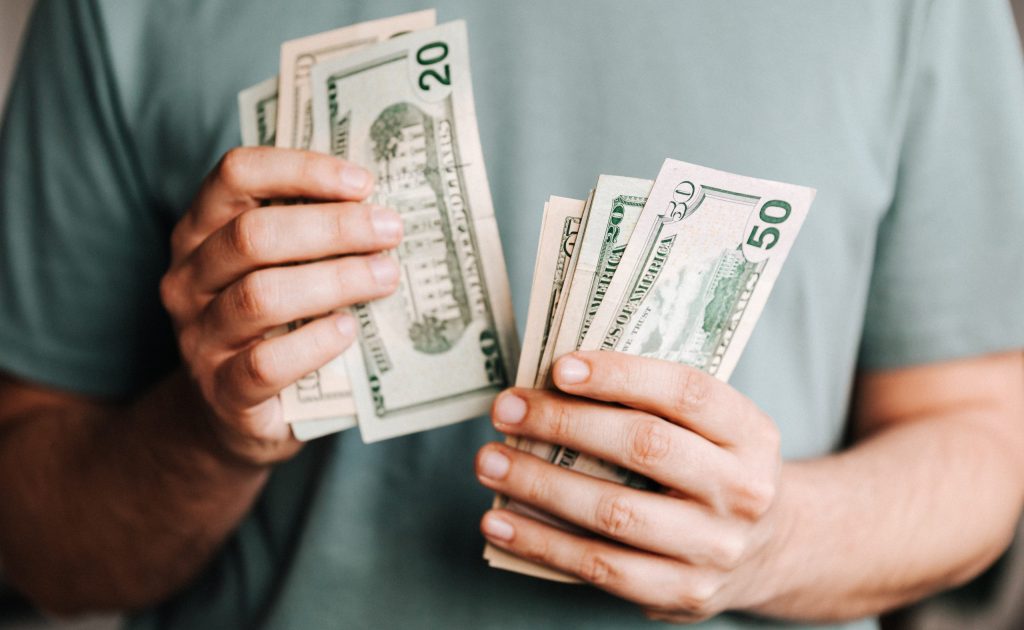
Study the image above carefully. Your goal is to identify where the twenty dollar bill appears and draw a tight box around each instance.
[276,10,436,151]
[274,11,437,440]
[238,76,278,147]
[311,21,518,442]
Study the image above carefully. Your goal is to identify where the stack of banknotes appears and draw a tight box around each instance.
[484,157,816,578]
[238,11,520,443]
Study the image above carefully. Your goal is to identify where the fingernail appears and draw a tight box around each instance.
[369,255,399,287]
[556,356,590,385]
[372,207,403,241]
[336,313,356,337]
[482,514,515,541]
[493,392,527,424]
[341,166,371,191]
[478,449,510,480]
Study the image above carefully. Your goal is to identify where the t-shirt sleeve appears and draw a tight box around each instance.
[0,0,174,398]
[859,0,1024,370]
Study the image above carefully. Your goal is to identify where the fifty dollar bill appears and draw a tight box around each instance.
[583,159,815,369]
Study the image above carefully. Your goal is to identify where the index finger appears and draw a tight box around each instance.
[550,351,766,447]
[180,147,374,252]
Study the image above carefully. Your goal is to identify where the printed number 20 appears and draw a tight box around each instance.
[746,200,792,250]
[417,42,451,90]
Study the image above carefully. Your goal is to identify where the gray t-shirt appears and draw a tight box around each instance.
[2,1,1024,628]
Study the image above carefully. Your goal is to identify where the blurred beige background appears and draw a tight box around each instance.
[0,0,34,119]
[1017,0,1024,45]
[0,1,1022,629]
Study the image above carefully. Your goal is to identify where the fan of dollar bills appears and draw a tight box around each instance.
[486,161,815,580]
[235,9,817,477]
[238,11,519,443]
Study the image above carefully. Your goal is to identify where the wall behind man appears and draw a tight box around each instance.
[1,4,122,630]
[0,0,35,118]
[1016,0,1024,44]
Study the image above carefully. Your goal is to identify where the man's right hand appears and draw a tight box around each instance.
[159,147,403,467]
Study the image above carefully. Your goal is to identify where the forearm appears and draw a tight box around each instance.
[0,149,376,615]
[745,411,1024,621]
[0,370,269,614]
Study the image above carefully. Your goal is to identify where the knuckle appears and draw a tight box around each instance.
[159,272,182,314]
[232,273,276,322]
[327,259,365,307]
[217,148,254,190]
[242,344,278,389]
[709,532,747,570]
[310,318,349,356]
[525,470,553,506]
[616,360,643,393]
[519,532,552,566]
[733,475,777,519]
[230,211,273,259]
[594,493,641,539]
[329,204,360,243]
[676,576,720,616]
[305,152,348,194]
[626,419,671,469]
[546,401,575,443]
[578,549,617,586]
[673,368,711,416]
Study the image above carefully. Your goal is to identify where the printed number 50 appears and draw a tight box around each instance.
[417,42,451,90]
[746,200,792,250]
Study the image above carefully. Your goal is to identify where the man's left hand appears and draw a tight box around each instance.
[476,351,783,622]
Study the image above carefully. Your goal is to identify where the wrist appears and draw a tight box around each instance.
[193,404,282,472]
[159,370,297,471]
[733,461,804,615]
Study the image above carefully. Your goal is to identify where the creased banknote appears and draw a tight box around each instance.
[311,21,518,442]
[273,11,436,440]
[517,197,587,389]
[239,77,358,441]
[583,159,815,368]
[484,195,587,581]
[540,175,652,386]
[530,190,593,389]
[240,76,338,440]
[489,178,655,577]
[276,10,436,151]
[238,76,278,147]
